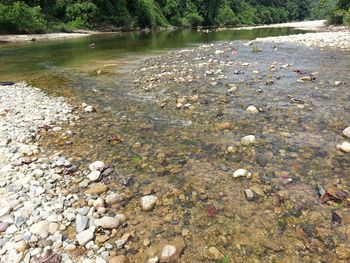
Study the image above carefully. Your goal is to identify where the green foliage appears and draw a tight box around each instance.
[220,255,231,263]
[0,1,46,33]
[329,0,350,25]
[65,1,98,29]
[0,0,334,33]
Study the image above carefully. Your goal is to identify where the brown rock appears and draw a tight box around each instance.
[86,183,108,195]
[217,122,231,130]
[109,255,129,263]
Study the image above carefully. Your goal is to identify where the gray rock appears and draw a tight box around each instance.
[76,214,89,233]
[78,207,90,216]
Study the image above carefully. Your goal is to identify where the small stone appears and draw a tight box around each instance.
[233,169,250,178]
[15,240,28,252]
[205,246,223,260]
[89,161,106,172]
[78,207,91,216]
[87,171,101,182]
[335,81,342,86]
[15,216,26,227]
[250,186,265,197]
[337,142,350,153]
[148,257,159,263]
[84,105,95,113]
[109,255,129,263]
[244,189,254,201]
[141,195,158,211]
[52,127,62,132]
[0,206,11,217]
[160,245,177,262]
[76,228,95,246]
[342,127,350,138]
[30,220,50,238]
[241,135,256,146]
[94,217,119,229]
[106,193,122,205]
[76,214,89,233]
[86,183,108,194]
[217,122,231,130]
[246,105,259,114]
[0,222,10,232]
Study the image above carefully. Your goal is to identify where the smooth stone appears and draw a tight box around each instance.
[241,135,256,146]
[94,217,119,229]
[160,245,177,262]
[105,193,122,205]
[89,161,106,172]
[205,246,223,260]
[233,169,250,178]
[343,127,350,138]
[148,257,159,263]
[76,214,89,233]
[244,189,254,201]
[86,183,108,195]
[78,207,91,216]
[246,105,259,114]
[96,257,107,263]
[76,228,95,246]
[109,255,129,263]
[84,105,95,113]
[15,215,26,227]
[87,171,101,182]
[0,206,11,218]
[141,195,158,211]
[30,220,50,238]
[0,222,10,232]
[337,142,350,153]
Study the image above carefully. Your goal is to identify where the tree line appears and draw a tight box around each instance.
[0,0,348,34]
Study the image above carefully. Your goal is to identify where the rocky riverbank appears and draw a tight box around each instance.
[1,36,350,263]
[255,31,350,49]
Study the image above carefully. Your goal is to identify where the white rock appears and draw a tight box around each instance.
[148,257,159,263]
[89,161,105,172]
[87,171,101,182]
[141,195,158,211]
[241,135,256,146]
[246,105,259,114]
[30,220,50,238]
[0,206,11,218]
[105,193,122,205]
[94,217,119,229]
[161,245,177,261]
[76,228,95,246]
[84,105,95,113]
[337,142,350,153]
[76,214,89,233]
[233,169,250,178]
[342,127,350,138]
[335,81,342,86]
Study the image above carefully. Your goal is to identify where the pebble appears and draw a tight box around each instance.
[244,189,255,201]
[148,257,159,263]
[76,228,95,246]
[337,142,350,153]
[0,222,10,232]
[94,217,120,229]
[241,135,257,146]
[76,214,89,233]
[87,170,101,181]
[105,193,122,205]
[84,105,95,112]
[109,255,129,263]
[233,169,250,178]
[160,245,177,262]
[343,127,350,138]
[0,206,11,218]
[205,246,223,260]
[141,195,158,211]
[89,161,106,172]
[246,105,259,114]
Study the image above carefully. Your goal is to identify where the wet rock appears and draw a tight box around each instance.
[109,255,129,263]
[336,142,350,153]
[94,217,120,229]
[86,183,108,194]
[87,170,101,182]
[160,245,177,262]
[141,195,158,211]
[76,214,89,233]
[241,135,256,146]
[233,169,250,178]
[342,127,350,138]
[246,105,259,114]
[205,246,223,261]
[244,189,254,201]
[217,122,232,130]
[89,161,106,172]
[106,193,122,205]
[76,228,95,246]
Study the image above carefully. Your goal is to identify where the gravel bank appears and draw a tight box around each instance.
[0,33,90,43]
[255,31,350,49]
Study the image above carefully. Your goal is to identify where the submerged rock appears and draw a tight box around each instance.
[337,142,350,153]
[343,127,350,138]
[241,135,256,146]
[141,195,158,211]
[233,169,250,178]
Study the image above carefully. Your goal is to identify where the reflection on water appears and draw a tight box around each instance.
[0,28,305,79]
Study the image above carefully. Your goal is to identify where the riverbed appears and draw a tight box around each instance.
[0,26,349,263]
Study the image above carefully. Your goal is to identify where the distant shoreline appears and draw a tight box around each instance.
[0,20,330,44]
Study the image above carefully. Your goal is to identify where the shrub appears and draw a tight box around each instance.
[65,1,98,29]
[0,2,46,34]
[216,5,239,26]
[184,12,204,27]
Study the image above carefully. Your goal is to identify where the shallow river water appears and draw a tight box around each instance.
[1,28,350,262]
